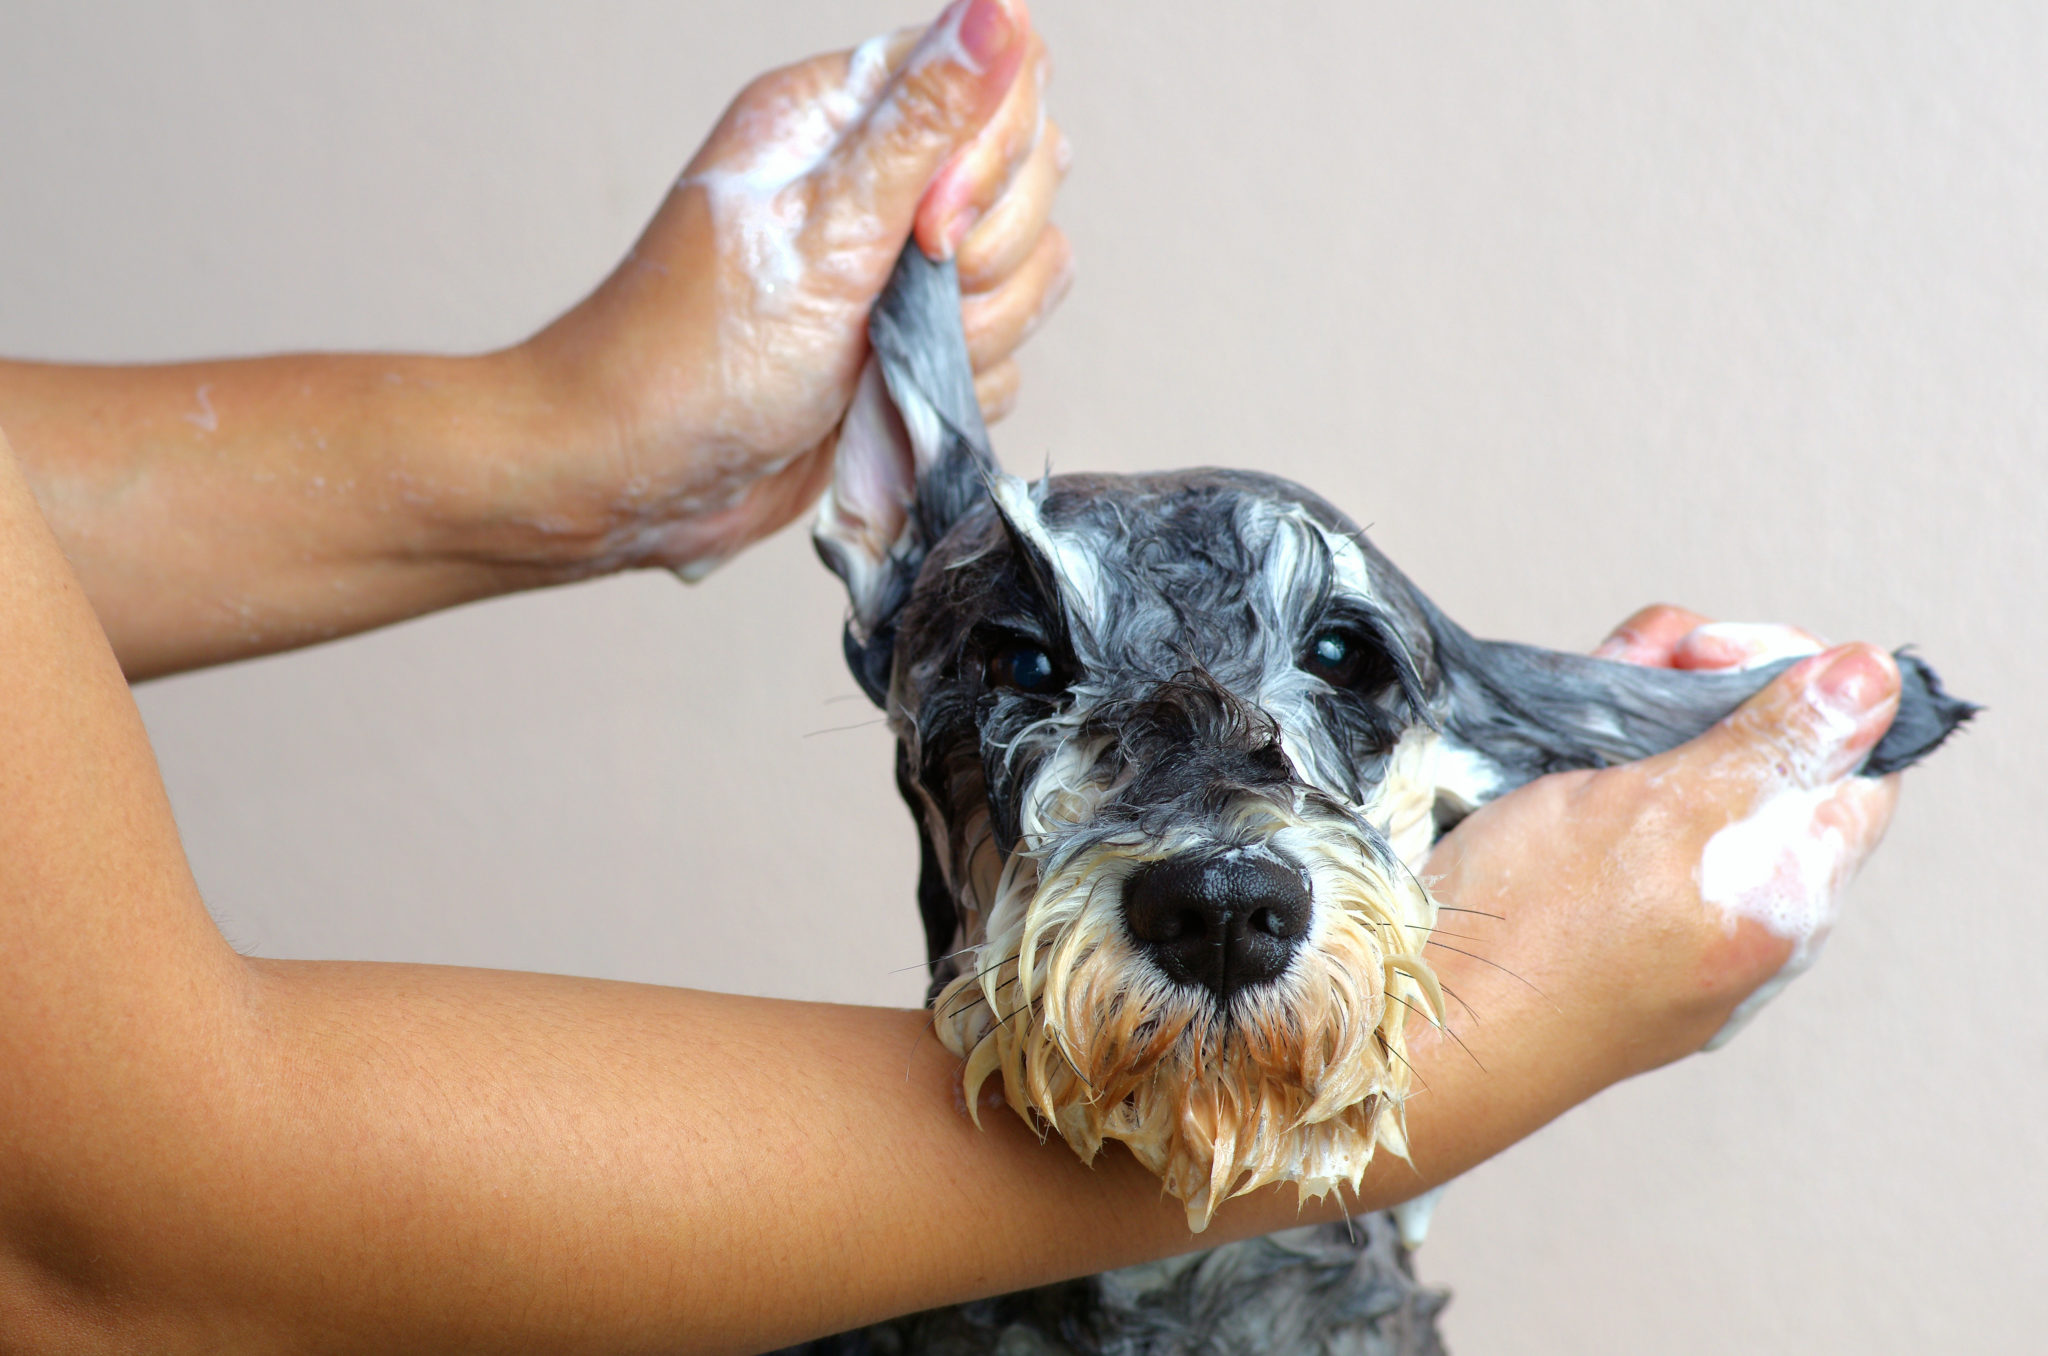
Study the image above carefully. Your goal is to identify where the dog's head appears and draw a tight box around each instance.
[814,258,1449,1227]
[813,248,1976,1232]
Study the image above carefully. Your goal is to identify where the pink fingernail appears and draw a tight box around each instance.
[1813,646,1891,718]
[958,0,1016,66]
[946,205,982,251]
[1683,621,1826,672]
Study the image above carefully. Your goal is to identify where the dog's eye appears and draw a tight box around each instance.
[1301,628,1392,691]
[985,640,1063,695]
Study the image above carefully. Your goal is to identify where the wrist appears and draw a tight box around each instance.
[410,339,685,589]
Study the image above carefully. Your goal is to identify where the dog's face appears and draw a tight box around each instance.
[873,466,1455,1227]
[809,255,1462,1229]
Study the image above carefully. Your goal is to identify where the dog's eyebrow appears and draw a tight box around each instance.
[989,475,1106,637]
[971,610,1059,646]
[1305,518,1383,606]
[1239,501,1386,634]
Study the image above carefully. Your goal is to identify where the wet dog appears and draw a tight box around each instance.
[795,248,1971,1354]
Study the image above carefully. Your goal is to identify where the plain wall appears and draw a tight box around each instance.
[1,2,2040,1350]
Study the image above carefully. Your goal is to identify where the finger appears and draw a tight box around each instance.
[961,224,1073,372]
[916,30,1050,260]
[1591,604,1712,665]
[685,26,922,172]
[1647,644,1902,822]
[663,439,840,582]
[1811,772,1899,873]
[1670,620,1827,672]
[974,358,1021,423]
[957,119,1069,293]
[801,0,1029,269]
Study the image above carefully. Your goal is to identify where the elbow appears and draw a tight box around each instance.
[0,967,282,1351]
[0,1201,162,1352]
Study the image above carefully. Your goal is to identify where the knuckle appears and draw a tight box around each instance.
[893,63,982,134]
[732,67,796,109]
[1043,222,1074,267]
[1574,763,1699,845]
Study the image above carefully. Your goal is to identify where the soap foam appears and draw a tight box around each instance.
[1697,773,1886,1049]
[680,30,898,308]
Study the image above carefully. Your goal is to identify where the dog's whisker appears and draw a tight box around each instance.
[1377,1031,1429,1095]
[889,943,979,975]
[1422,939,1557,1009]
[958,997,1037,1066]
[1431,905,1506,921]
[1436,979,1482,1024]
[941,955,1024,1003]
[937,973,1021,1023]
[1051,1040,1099,1094]
[801,717,889,738]
[1389,992,1486,1073]
[1389,921,1490,945]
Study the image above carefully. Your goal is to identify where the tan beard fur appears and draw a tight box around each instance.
[934,799,1442,1232]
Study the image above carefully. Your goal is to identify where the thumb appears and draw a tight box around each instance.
[1658,643,1905,1049]
[802,0,1028,267]
[1667,643,1903,804]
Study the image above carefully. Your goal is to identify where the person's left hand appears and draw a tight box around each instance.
[1407,602,1901,1130]
[482,0,1069,582]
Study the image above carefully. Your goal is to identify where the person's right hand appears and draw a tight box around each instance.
[497,0,1070,583]
[1406,607,1902,1143]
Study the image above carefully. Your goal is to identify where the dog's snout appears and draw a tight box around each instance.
[1123,851,1311,999]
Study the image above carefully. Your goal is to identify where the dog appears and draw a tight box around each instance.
[791,247,1972,1355]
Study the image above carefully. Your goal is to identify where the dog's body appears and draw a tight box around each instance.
[790,1214,1446,1356]
[788,249,1971,1355]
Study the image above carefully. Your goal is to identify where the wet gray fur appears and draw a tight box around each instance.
[795,247,1974,1356]
[782,1218,1444,1356]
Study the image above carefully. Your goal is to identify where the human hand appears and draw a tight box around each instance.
[499,0,1069,581]
[1407,607,1902,1138]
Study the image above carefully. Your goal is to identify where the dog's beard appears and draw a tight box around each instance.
[931,728,1442,1231]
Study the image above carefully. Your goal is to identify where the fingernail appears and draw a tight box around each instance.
[1813,645,1891,719]
[945,205,982,252]
[958,0,1016,67]
[1684,621,1826,672]
[1592,633,1635,661]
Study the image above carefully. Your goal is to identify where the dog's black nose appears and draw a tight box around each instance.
[1122,851,1312,1000]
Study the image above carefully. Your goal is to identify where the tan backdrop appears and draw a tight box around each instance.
[2,2,2038,1350]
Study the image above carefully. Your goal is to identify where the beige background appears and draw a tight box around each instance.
[2,2,2040,1350]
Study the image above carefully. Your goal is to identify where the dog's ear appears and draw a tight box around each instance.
[1419,594,1976,792]
[815,245,1000,705]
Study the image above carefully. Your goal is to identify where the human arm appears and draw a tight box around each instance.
[0,408,1903,1352]
[0,0,1069,681]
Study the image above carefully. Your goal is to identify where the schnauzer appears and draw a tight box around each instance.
[791,247,1971,1355]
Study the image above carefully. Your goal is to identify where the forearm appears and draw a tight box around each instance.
[211,967,1168,1353]
[16,959,1529,1356]
[0,349,590,679]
